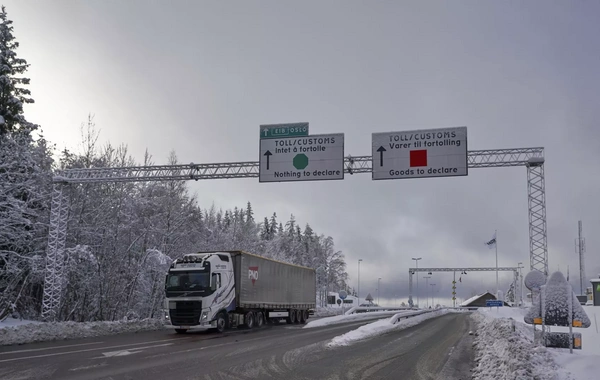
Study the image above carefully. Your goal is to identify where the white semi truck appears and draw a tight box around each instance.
[164,250,316,333]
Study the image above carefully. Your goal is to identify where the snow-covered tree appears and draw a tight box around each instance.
[0,6,37,136]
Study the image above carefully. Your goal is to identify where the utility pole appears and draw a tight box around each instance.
[358,259,363,304]
[377,277,382,305]
[412,257,422,308]
[576,221,586,296]
[423,276,431,308]
[430,283,436,307]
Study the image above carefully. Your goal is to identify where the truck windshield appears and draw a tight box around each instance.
[166,271,210,291]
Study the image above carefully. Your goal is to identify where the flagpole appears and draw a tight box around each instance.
[495,229,498,299]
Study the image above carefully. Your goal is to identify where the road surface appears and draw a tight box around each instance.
[0,312,473,380]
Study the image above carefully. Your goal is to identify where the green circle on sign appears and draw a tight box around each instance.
[293,154,309,170]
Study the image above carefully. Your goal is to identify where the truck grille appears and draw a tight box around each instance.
[169,301,202,326]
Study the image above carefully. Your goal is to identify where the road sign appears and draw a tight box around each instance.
[486,300,503,307]
[371,126,468,180]
[259,133,344,182]
[524,270,546,290]
[339,290,348,300]
[260,122,309,139]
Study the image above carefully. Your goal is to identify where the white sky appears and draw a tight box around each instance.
[4,0,600,305]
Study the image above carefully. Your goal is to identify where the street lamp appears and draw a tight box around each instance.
[377,277,382,305]
[430,283,436,307]
[358,259,363,305]
[412,257,422,308]
[423,276,431,308]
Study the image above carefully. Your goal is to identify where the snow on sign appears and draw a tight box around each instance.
[371,127,468,180]
[259,133,344,182]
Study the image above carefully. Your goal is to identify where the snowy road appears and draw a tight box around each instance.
[0,313,473,380]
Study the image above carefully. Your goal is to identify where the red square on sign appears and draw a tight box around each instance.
[410,150,428,167]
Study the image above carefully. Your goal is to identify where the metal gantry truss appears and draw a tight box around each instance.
[41,147,547,320]
[407,267,520,308]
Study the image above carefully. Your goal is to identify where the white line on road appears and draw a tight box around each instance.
[92,343,174,359]
[0,341,105,355]
[0,337,190,364]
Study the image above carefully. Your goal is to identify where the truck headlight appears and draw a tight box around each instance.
[200,311,209,321]
[164,309,170,320]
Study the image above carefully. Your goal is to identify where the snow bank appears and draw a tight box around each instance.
[326,309,448,347]
[471,307,579,380]
[304,310,399,329]
[311,307,343,318]
[0,318,166,346]
[0,317,44,329]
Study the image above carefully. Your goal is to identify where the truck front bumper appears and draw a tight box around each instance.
[165,320,216,330]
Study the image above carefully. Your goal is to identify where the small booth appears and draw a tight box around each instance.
[591,277,600,306]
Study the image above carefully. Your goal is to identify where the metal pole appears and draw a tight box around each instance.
[496,229,499,299]
[431,284,436,307]
[412,257,422,308]
[423,276,431,308]
[358,259,362,305]
[377,277,381,305]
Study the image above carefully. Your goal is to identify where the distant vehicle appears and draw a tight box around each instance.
[163,250,316,333]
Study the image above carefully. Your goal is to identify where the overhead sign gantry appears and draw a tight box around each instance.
[40,122,548,321]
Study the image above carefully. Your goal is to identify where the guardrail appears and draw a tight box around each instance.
[389,309,438,325]
[344,306,415,315]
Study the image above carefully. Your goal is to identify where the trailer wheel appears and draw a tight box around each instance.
[245,312,255,329]
[175,329,188,334]
[295,309,302,324]
[216,312,228,333]
[287,309,296,324]
[256,312,264,327]
[300,310,308,324]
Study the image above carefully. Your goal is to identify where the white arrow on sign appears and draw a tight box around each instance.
[93,342,174,359]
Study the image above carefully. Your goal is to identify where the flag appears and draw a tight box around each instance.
[485,232,496,249]
[459,277,462,283]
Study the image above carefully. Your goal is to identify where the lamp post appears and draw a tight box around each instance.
[358,259,363,305]
[412,257,422,308]
[377,277,382,305]
[423,276,431,308]
[518,262,525,307]
[430,283,436,307]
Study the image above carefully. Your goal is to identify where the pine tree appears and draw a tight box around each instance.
[0,6,37,136]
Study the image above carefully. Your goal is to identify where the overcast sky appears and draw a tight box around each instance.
[5,1,600,306]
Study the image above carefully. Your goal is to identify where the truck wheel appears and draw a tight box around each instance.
[175,329,188,334]
[295,309,302,324]
[256,312,264,327]
[245,312,255,329]
[216,312,228,333]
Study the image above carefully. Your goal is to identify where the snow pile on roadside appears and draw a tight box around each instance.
[0,317,44,329]
[0,318,166,346]
[304,310,400,329]
[312,307,343,318]
[326,309,448,347]
[471,310,570,380]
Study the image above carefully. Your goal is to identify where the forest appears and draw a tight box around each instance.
[0,6,349,322]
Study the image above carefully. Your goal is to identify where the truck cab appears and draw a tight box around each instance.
[164,252,234,333]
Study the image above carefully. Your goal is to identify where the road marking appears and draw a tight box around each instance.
[93,343,174,359]
[0,341,105,355]
[0,337,190,364]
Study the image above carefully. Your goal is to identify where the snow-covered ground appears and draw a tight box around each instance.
[0,318,165,346]
[326,309,449,347]
[304,310,401,329]
[471,306,600,380]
